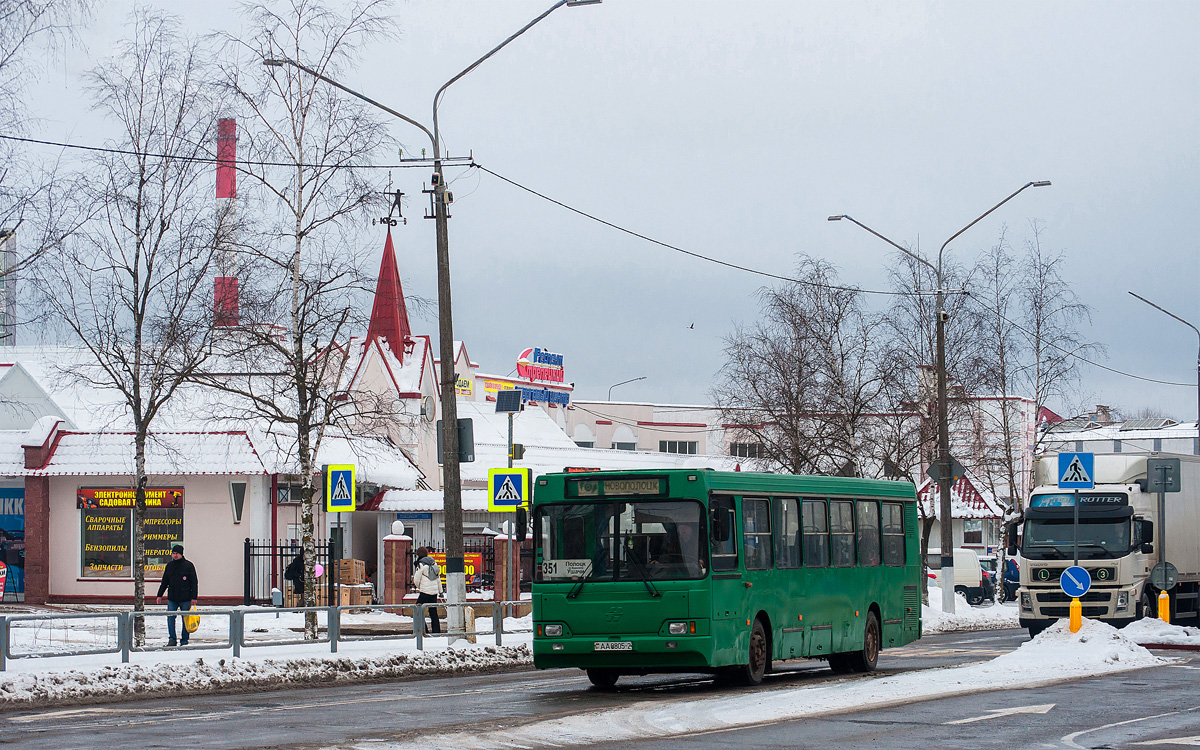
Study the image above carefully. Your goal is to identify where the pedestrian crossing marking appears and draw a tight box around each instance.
[488,468,532,512]
[332,474,352,501]
[324,464,356,512]
[495,476,520,502]
[1062,456,1091,484]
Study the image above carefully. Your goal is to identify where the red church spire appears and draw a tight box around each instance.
[366,230,412,362]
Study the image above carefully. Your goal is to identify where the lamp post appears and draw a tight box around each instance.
[829,180,1050,614]
[265,0,600,637]
[608,376,647,401]
[1128,291,1200,432]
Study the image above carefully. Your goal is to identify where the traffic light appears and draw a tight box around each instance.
[510,443,525,461]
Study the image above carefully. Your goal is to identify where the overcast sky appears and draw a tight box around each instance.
[24,1,1200,420]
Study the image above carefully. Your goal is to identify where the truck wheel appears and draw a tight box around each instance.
[1137,591,1155,620]
[848,613,881,672]
[1027,621,1050,638]
[586,668,619,690]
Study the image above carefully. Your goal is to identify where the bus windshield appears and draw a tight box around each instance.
[537,500,707,582]
[1022,517,1132,559]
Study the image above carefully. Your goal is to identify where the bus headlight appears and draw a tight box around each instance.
[668,622,688,635]
[543,624,563,637]
[1020,592,1032,611]
[1116,592,1129,611]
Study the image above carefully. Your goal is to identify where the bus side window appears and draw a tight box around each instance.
[710,496,738,571]
[775,497,801,569]
[742,497,772,570]
[802,499,829,568]
[830,500,856,567]
[856,500,881,567]
[882,502,906,566]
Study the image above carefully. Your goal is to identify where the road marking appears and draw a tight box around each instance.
[1061,706,1200,749]
[945,703,1055,724]
[8,706,176,723]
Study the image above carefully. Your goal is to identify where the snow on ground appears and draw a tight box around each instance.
[1120,617,1200,646]
[357,619,1171,750]
[921,584,1021,633]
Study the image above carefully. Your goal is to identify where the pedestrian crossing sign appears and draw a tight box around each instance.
[488,468,531,512]
[324,464,356,512]
[1057,452,1094,489]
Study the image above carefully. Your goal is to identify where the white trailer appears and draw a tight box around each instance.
[1014,453,1200,637]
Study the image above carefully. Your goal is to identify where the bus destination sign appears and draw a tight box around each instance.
[570,477,665,498]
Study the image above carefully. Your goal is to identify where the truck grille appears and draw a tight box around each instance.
[1041,606,1108,617]
[1036,591,1112,604]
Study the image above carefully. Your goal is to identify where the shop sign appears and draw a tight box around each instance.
[518,384,570,406]
[516,347,565,384]
[483,379,517,393]
[77,487,183,509]
[455,376,474,396]
[428,552,485,585]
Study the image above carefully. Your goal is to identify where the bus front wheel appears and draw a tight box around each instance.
[732,618,769,686]
[586,668,619,690]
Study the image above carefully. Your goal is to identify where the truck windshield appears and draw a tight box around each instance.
[536,500,707,582]
[1022,518,1131,559]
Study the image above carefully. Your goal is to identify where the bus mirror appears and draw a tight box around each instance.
[516,507,528,543]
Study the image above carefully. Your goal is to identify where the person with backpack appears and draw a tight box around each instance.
[156,544,198,647]
[284,551,304,600]
[412,547,443,634]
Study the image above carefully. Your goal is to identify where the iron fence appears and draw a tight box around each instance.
[243,538,337,606]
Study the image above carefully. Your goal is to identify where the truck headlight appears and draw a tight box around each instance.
[1116,592,1129,611]
[543,624,563,637]
[1020,592,1032,611]
[668,622,687,635]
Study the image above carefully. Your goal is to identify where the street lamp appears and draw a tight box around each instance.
[265,0,600,636]
[608,376,647,401]
[1128,291,1200,431]
[830,180,1050,614]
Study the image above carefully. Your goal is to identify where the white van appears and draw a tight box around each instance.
[933,548,989,605]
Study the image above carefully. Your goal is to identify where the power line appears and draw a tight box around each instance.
[0,133,470,170]
[475,165,910,298]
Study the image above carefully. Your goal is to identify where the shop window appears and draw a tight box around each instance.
[78,487,184,578]
[611,442,637,451]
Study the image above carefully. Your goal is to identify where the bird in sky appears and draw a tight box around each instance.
[688,323,694,329]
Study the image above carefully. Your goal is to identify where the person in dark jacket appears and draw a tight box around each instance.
[284,552,304,599]
[156,544,198,646]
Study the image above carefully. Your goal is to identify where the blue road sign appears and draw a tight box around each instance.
[1058,452,1094,489]
[1060,565,1092,598]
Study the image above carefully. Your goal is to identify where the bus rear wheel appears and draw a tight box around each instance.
[733,618,769,686]
[847,613,880,672]
[586,668,619,690]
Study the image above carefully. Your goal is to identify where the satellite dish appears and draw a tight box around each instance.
[421,395,437,423]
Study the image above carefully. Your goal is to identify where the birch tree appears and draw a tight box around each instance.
[211,0,392,637]
[32,11,233,642]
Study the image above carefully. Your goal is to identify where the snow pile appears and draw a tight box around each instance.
[0,644,531,708]
[921,584,1020,633]
[380,619,1167,750]
[1121,617,1200,647]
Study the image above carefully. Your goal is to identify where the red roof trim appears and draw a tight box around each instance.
[595,420,613,425]
[637,421,707,428]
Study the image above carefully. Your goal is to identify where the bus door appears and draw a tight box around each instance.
[708,495,747,664]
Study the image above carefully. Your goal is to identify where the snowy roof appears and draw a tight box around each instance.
[0,431,27,476]
[252,428,421,490]
[23,431,267,477]
[1044,421,1199,442]
[916,473,1004,519]
[376,488,491,513]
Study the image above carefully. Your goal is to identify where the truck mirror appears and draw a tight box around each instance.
[1139,519,1153,548]
[1005,523,1018,556]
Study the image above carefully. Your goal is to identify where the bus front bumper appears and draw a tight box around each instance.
[533,635,717,670]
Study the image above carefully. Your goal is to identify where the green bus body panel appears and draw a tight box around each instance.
[532,469,922,673]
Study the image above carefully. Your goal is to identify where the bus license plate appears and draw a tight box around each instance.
[594,641,632,651]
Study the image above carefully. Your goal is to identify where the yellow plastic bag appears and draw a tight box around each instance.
[184,605,200,633]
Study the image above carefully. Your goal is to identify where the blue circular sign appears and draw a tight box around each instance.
[1060,565,1091,598]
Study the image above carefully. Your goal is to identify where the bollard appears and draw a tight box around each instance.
[231,609,243,659]
[1069,597,1082,633]
[414,603,423,651]
[1159,590,1171,624]
[328,606,340,653]
[494,602,503,647]
[120,611,130,663]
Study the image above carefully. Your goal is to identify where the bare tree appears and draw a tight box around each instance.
[0,0,92,284]
[712,255,888,477]
[211,0,392,637]
[30,10,233,642]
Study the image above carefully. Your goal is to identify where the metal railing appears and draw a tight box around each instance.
[0,601,532,671]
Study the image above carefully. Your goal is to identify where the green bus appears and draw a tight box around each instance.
[532,469,922,688]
